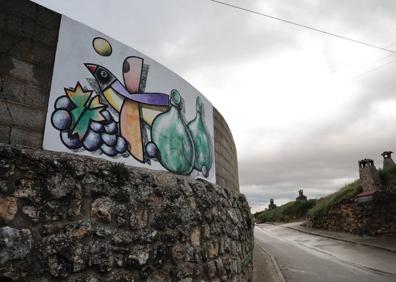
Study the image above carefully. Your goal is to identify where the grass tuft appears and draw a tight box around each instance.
[378,166,396,192]
[308,180,361,217]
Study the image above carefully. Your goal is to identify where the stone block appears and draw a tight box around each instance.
[0,125,10,144]
[5,13,36,40]
[33,22,60,47]
[0,10,6,30]
[190,227,201,247]
[1,75,25,105]
[206,260,217,279]
[23,82,50,110]
[6,57,35,82]
[0,226,32,265]
[4,102,46,131]
[130,209,148,229]
[21,205,39,222]
[0,31,20,56]
[47,175,76,199]
[5,13,24,37]
[0,101,13,126]
[31,41,57,66]
[36,5,61,27]
[91,197,113,223]
[207,240,219,258]
[10,127,42,148]
[0,196,17,222]
[0,0,38,19]
[8,38,34,65]
[32,64,53,89]
[147,271,171,282]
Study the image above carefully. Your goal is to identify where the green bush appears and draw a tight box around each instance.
[308,180,361,217]
[379,166,396,192]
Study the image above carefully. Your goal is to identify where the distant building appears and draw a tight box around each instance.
[381,151,396,169]
[268,198,277,210]
[358,159,383,193]
[296,189,307,201]
[356,158,383,203]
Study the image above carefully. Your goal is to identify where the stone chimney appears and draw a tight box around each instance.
[381,151,396,169]
[296,189,307,201]
[358,159,383,193]
[268,199,277,210]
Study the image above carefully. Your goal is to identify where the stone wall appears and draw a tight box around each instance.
[307,192,396,235]
[0,0,240,192]
[0,144,253,281]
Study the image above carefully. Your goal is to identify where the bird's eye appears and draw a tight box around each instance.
[100,70,108,78]
[97,68,111,84]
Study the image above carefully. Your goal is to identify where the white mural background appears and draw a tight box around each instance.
[43,16,216,182]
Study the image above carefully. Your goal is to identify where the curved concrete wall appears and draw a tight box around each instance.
[0,0,239,192]
[213,109,240,192]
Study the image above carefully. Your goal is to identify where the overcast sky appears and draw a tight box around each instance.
[33,0,396,212]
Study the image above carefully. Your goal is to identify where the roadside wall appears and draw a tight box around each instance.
[307,192,396,235]
[0,0,240,192]
[0,0,60,148]
[213,109,239,193]
[0,144,253,281]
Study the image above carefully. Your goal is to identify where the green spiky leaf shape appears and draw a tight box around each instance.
[66,82,105,140]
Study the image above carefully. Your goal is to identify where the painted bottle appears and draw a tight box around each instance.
[188,96,212,177]
[149,89,195,175]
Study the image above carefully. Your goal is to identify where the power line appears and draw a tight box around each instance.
[330,41,396,75]
[208,0,396,54]
[352,57,396,80]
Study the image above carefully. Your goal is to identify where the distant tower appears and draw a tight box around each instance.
[381,151,396,169]
[296,189,307,201]
[358,159,383,192]
[268,199,277,210]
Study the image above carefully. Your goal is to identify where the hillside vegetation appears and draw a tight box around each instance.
[378,166,396,192]
[308,180,361,217]
[255,199,317,223]
[255,167,396,224]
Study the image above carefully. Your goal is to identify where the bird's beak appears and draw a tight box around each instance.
[85,63,98,74]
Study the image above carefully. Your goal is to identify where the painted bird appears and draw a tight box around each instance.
[85,57,169,162]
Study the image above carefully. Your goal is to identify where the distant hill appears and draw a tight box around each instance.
[255,167,396,224]
[254,199,317,223]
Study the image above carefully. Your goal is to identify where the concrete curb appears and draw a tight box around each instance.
[284,225,396,254]
[254,240,286,282]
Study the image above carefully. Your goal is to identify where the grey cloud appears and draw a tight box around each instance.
[33,0,396,213]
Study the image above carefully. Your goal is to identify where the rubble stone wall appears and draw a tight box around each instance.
[0,144,253,281]
[0,0,240,192]
[307,192,396,235]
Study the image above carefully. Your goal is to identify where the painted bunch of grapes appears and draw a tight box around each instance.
[51,82,129,157]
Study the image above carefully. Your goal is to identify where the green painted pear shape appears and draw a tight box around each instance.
[188,96,212,177]
[151,89,195,175]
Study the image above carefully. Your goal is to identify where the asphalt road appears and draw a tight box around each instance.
[255,224,396,282]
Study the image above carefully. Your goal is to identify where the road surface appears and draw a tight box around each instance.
[255,224,396,282]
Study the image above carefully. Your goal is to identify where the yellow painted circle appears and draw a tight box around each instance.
[93,37,112,56]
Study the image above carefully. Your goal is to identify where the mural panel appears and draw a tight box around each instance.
[43,16,215,182]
